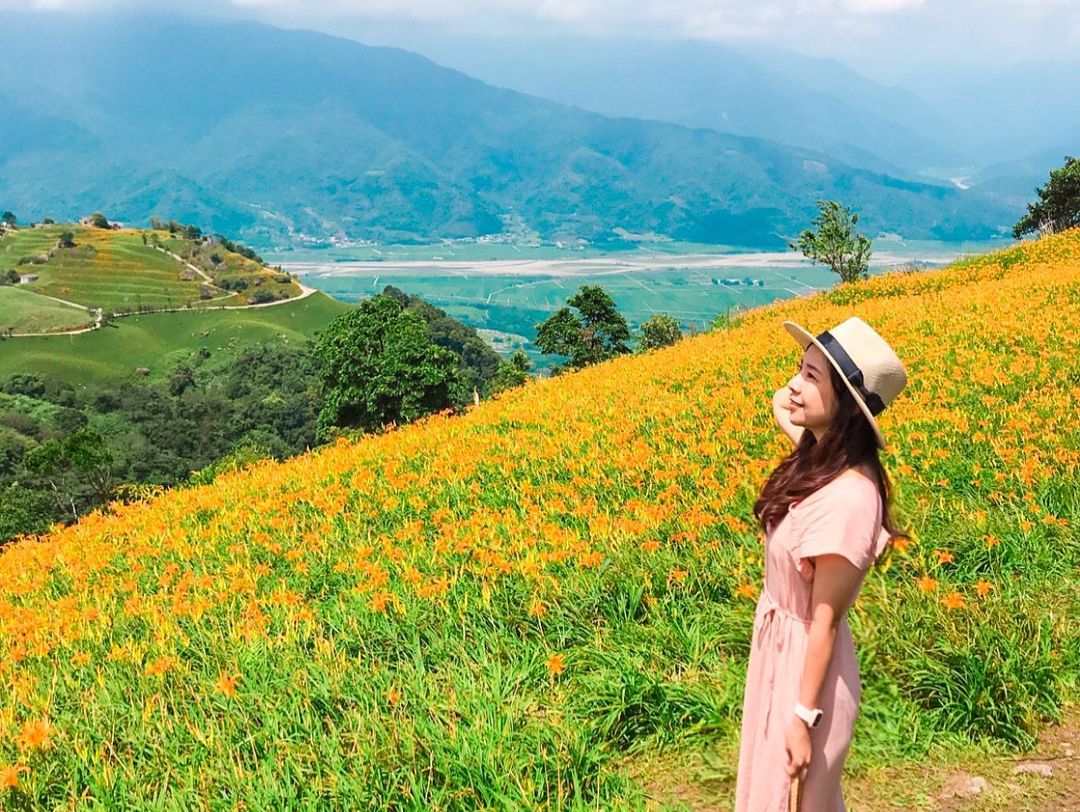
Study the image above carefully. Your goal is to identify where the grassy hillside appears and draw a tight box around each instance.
[0,224,308,335]
[0,286,93,334]
[0,230,1076,807]
[0,290,351,386]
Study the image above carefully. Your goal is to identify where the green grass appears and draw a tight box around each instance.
[0,285,94,333]
[0,291,352,386]
[0,226,71,262]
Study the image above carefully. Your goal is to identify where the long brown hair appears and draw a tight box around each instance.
[753,353,909,566]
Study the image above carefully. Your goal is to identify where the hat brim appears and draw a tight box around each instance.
[783,320,887,451]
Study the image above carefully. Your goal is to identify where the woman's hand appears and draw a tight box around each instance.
[785,717,812,780]
[773,385,804,446]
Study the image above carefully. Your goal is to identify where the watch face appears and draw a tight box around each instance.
[811,710,823,727]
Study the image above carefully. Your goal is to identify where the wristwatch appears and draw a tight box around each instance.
[794,702,823,728]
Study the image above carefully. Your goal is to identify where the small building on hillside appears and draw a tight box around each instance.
[19,273,39,284]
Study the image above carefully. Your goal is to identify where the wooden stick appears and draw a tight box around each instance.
[789,775,802,812]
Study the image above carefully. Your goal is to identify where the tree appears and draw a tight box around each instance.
[490,349,533,395]
[314,294,468,440]
[58,231,76,249]
[89,212,111,229]
[381,284,502,398]
[1013,156,1080,239]
[23,429,115,522]
[636,314,683,352]
[534,284,631,371]
[0,483,54,542]
[788,200,872,284]
[1,211,15,227]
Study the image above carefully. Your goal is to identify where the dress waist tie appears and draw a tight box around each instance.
[753,584,812,737]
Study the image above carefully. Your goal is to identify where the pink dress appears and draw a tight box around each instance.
[735,470,890,812]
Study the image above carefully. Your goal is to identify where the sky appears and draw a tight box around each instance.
[4,0,1079,83]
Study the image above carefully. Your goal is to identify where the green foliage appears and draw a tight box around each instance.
[0,269,20,286]
[213,234,264,265]
[0,482,53,541]
[187,440,272,486]
[1,211,16,227]
[535,285,631,371]
[710,305,744,332]
[1013,155,1080,238]
[314,295,469,440]
[490,349,533,395]
[88,211,110,229]
[0,338,326,541]
[58,230,76,248]
[788,199,872,283]
[381,284,503,397]
[23,428,115,522]
[636,314,682,352]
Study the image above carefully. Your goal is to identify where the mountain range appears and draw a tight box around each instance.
[0,14,1027,249]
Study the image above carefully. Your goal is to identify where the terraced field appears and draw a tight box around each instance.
[2,226,205,313]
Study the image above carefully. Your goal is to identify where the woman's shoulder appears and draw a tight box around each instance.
[812,465,878,499]
[793,465,879,517]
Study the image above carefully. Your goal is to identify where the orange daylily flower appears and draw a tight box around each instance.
[546,653,565,677]
[974,579,994,597]
[216,671,240,698]
[0,763,29,789]
[735,583,758,599]
[915,575,938,593]
[940,592,966,611]
[16,719,54,751]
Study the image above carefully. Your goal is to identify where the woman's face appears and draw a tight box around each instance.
[787,344,838,441]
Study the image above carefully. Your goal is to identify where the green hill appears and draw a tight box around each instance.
[0,286,93,334]
[0,289,350,386]
[0,223,308,335]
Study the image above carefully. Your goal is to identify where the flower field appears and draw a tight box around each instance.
[1,230,1078,808]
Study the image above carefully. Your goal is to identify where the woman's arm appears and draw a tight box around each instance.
[785,553,864,778]
[799,554,862,707]
[773,385,805,446]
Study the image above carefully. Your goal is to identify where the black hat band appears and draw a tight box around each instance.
[817,330,887,416]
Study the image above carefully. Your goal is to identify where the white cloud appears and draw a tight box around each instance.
[2,0,1078,69]
[843,0,925,13]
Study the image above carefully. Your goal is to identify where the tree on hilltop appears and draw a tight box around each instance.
[789,199,872,284]
[1,212,15,228]
[1013,156,1080,239]
[534,284,631,372]
[89,212,111,229]
[313,294,468,440]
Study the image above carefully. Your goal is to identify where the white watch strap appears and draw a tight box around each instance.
[794,702,821,724]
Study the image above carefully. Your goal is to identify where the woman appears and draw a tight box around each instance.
[734,316,910,811]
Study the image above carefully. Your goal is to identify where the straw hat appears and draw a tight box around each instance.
[783,316,907,451]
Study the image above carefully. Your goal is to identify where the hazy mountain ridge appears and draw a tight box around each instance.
[0,15,1014,248]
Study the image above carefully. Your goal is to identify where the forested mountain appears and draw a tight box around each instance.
[0,15,1013,248]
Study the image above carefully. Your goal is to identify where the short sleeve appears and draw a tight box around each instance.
[792,475,882,578]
